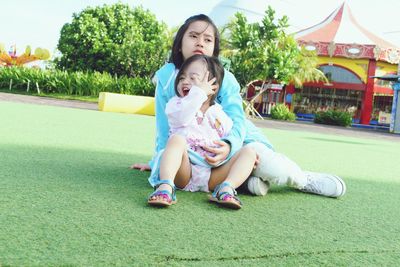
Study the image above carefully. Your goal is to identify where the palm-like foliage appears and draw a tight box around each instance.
[291,48,328,87]
[220,6,327,118]
[221,6,327,89]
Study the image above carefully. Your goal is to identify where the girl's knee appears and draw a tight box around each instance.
[240,146,257,160]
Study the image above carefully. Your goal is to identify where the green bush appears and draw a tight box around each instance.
[314,110,352,127]
[0,67,155,96]
[56,3,169,78]
[270,103,296,121]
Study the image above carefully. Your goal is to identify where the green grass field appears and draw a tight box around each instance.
[1,101,400,266]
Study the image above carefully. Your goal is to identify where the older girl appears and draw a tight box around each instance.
[132,14,346,198]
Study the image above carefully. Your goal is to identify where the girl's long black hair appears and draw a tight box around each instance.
[170,14,220,68]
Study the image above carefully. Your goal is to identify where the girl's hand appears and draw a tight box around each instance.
[254,153,259,169]
[192,71,217,96]
[203,140,231,166]
[129,163,151,171]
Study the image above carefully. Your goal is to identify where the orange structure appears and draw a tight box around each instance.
[290,2,400,125]
[0,44,50,66]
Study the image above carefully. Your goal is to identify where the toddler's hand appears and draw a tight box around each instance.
[192,71,217,96]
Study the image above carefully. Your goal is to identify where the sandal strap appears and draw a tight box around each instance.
[152,179,176,201]
[212,181,237,198]
[149,189,175,202]
[154,179,175,190]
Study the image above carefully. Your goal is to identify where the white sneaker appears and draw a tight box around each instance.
[247,176,269,196]
[301,171,346,198]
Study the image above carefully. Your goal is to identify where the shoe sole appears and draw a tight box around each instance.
[302,172,347,198]
[148,199,177,207]
[334,175,346,197]
[209,196,242,209]
[249,178,269,196]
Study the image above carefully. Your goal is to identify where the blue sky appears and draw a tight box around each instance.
[1,0,400,58]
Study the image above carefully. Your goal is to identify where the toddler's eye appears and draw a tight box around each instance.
[190,73,200,80]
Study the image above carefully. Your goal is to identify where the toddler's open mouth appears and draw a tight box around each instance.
[182,87,190,96]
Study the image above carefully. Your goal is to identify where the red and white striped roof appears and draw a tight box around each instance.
[296,2,400,64]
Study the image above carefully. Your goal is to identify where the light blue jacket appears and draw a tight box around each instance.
[149,63,273,169]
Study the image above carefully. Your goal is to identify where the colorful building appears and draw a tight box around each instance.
[291,2,400,125]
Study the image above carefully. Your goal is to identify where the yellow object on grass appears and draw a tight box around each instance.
[98,92,155,116]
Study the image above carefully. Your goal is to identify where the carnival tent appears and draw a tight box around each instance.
[295,2,400,64]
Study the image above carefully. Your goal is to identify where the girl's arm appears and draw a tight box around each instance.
[149,64,177,169]
[166,86,207,128]
[206,103,233,137]
[154,78,169,155]
[215,70,247,158]
[132,75,168,171]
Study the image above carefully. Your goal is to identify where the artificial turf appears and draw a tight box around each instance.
[1,101,400,266]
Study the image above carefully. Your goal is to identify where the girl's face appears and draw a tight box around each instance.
[181,20,215,61]
[177,59,207,97]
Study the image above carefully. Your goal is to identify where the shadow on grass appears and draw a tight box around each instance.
[0,143,152,206]
[2,143,400,266]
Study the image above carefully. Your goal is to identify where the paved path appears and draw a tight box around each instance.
[1,92,399,142]
[251,117,399,142]
[0,92,97,110]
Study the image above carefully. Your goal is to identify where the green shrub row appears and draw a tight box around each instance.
[270,103,296,121]
[314,110,352,127]
[0,67,155,96]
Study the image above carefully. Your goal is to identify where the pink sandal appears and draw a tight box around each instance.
[209,181,242,209]
[148,180,177,207]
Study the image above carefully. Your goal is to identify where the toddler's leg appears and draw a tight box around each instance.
[209,146,257,190]
[209,146,257,209]
[148,135,191,207]
[159,134,191,187]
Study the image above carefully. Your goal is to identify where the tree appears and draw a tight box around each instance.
[56,3,169,77]
[291,48,327,88]
[223,7,298,87]
[221,6,326,117]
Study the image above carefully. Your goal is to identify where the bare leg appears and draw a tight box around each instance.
[208,146,257,208]
[149,135,191,202]
[159,135,191,185]
[209,146,257,191]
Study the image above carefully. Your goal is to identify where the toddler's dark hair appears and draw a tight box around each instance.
[174,54,224,105]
